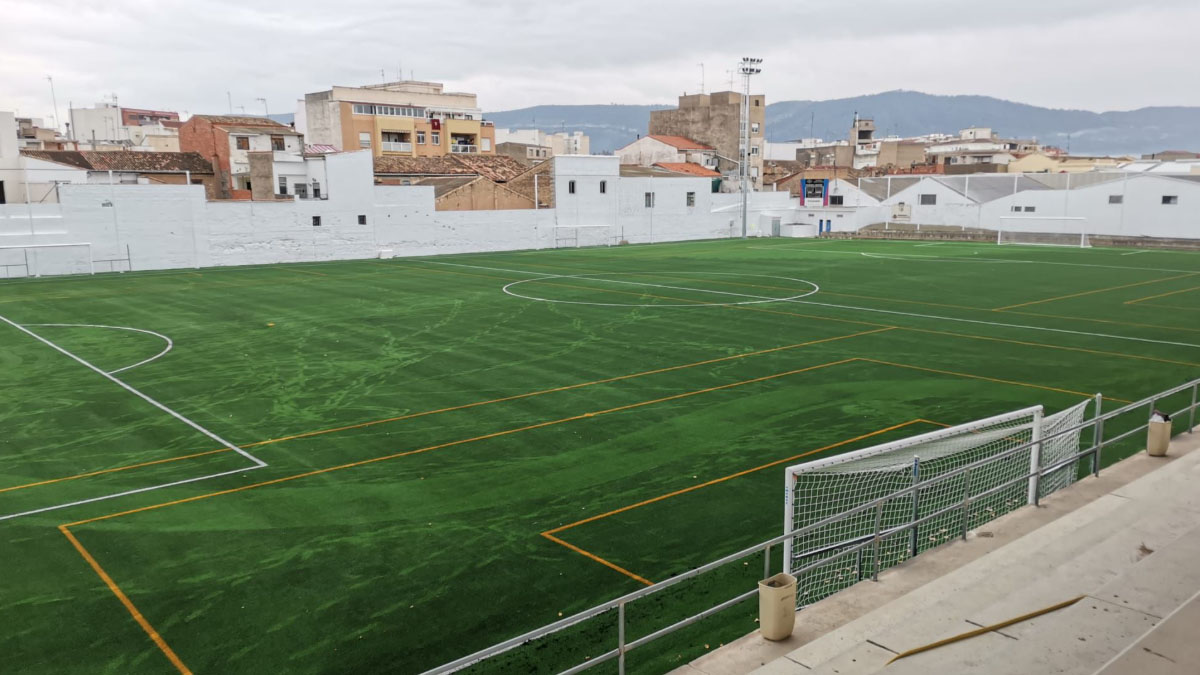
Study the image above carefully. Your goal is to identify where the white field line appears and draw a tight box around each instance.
[503,272,818,308]
[24,323,173,374]
[0,315,267,522]
[1121,250,1152,256]
[746,246,1200,274]
[421,260,1200,350]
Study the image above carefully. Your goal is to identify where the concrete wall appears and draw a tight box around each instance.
[0,151,807,277]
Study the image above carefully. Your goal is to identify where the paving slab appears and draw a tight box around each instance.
[1095,591,1200,675]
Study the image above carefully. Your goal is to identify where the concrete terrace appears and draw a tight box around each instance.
[676,428,1200,675]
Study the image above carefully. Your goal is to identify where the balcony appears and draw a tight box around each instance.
[381,141,413,153]
[450,144,477,154]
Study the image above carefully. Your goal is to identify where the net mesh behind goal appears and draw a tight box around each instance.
[784,400,1090,609]
[997,217,1089,248]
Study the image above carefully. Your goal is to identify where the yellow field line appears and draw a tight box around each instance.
[1124,285,1200,305]
[64,359,863,529]
[0,449,229,494]
[993,273,1198,311]
[4,328,889,495]
[58,526,193,675]
[540,533,654,586]
[857,358,1131,403]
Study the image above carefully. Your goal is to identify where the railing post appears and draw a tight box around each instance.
[763,543,771,580]
[1027,408,1044,506]
[618,601,626,675]
[961,466,972,541]
[1090,394,1103,475]
[1093,402,1106,478]
[909,456,920,559]
[871,501,883,582]
[1190,383,1197,434]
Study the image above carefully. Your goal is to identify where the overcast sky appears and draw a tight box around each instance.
[3,0,1198,127]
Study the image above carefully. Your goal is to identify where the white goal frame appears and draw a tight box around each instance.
[997,216,1089,248]
[0,242,94,278]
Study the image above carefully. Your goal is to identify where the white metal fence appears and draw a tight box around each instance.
[423,377,1199,675]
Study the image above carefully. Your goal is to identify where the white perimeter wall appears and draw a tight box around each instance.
[0,152,808,277]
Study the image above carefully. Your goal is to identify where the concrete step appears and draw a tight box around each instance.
[1094,590,1200,675]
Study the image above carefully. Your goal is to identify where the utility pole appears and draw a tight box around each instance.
[698,63,705,94]
[227,91,233,114]
[739,57,762,239]
[46,76,61,134]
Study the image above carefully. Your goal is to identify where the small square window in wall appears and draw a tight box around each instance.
[599,180,607,194]
[568,180,576,194]
[829,195,844,206]
[1163,195,1179,205]
[1108,195,1123,204]
[358,215,367,225]
[1023,206,1036,213]
[919,193,936,205]
[235,137,249,150]
[644,192,655,208]
[686,191,696,207]
[359,132,371,149]
[1011,205,1022,212]
[312,216,321,227]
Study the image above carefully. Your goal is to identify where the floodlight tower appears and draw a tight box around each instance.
[739,57,762,239]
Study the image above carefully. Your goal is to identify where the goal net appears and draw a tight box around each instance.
[997,216,1089,248]
[553,225,617,249]
[783,399,1091,609]
[0,243,93,278]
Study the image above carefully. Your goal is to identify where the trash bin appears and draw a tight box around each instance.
[758,572,797,640]
[1147,419,1171,457]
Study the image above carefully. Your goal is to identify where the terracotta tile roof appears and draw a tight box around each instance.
[653,162,720,177]
[191,114,293,129]
[415,176,482,198]
[373,155,529,182]
[304,144,339,155]
[161,120,184,129]
[646,135,712,151]
[19,150,214,173]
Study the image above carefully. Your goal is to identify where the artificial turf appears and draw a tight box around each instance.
[1,237,1199,674]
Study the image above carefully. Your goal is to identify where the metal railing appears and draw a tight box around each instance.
[424,377,1200,675]
[450,144,477,154]
[381,141,413,152]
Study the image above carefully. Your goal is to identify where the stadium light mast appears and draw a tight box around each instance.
[739,57,762,239]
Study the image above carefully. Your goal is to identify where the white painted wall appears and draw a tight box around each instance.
[616,137,687,166]
[0,151,809,277]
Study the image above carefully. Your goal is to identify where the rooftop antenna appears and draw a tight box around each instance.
[255,97,268,117]
[381,68,386,82]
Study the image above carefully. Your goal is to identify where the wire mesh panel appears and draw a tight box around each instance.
[1037,400,1092,497]
[783,403,1096,609]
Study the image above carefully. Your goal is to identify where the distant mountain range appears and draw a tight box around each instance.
[486,91,1200,157]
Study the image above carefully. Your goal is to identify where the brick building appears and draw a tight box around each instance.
[179,115,304,199]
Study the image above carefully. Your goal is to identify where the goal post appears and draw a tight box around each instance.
[783,399,1091,608]
[0,243,94,278]
[553,225,617,249]
[997,216,1089,248]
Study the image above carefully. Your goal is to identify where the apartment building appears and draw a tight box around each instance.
[303,80,495,158]
[69,103,182,152]
[926,127,1041,168]
[649,91,765,189]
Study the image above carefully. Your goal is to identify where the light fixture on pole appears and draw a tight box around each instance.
[738,57,762,239]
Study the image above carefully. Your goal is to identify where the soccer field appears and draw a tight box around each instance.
[3,237,1199,674]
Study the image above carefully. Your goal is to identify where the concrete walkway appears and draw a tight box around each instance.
[673,428,1200,675]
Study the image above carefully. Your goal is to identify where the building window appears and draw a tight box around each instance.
[481,138,491,151]
[278,177,287,195]
[359,132,371,149]
[358,215,367,225]
[1011,205,1022,212]
[919,193,936,205]
[417,131,426,144]
[599,180,606,194]
[431,132,440,145]
[568,180,576,194]
[235,136,249,150]
[686,191,696,207]
[312,216,321,227]
[644,192,655,208]
[751,122,760,133]
[1163,195,1179,205]
[829,195,844,206]
[750,146,760,155]
[1108,195,1123,204]
[271,136,285,151]
[293,183,308,199]
[1023,206,1036,212]
[312,180,321,199]
[352,104,373,115]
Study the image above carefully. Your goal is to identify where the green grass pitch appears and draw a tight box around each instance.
[2,238,1198,674]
